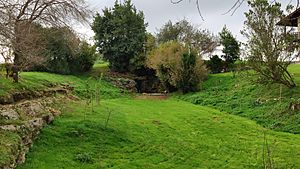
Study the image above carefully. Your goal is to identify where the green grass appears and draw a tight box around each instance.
[17,99,300,168]
[0,131,20,167]
[0,70,123,99]
[178,64,300,134]
[0,66,124,167]
[3,63,300,168]
[288,63,300,84]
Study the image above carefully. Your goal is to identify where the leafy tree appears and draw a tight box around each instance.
[92,0,147,73]
[156,20,182,43]
[147,41,208,93]
[219,26,240,70]
[206,55,224,74]
[156,19,217,55]
[42,27,79,74]
[70,42,98,74]
[242,0,298,88]
[145,33,157,56]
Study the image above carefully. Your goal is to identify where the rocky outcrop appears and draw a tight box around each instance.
[0,91,68,169]
[107,77,137,93]
[0,109,19,120]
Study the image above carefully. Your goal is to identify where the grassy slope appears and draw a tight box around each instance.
[0,63,122,99]
[17,99,300,169]
[2,63,300,168]
[178,64,300,134]
[0,64,123,167]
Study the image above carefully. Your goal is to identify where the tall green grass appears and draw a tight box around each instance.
[178,64,300,134]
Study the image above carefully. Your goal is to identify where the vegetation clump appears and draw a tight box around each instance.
[34,27,98,75]
[147,41,208,93]
[157,19,217,55]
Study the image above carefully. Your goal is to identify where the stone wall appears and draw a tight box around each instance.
[0,88,73,169]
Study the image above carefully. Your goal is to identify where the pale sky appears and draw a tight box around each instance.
[76,0,295,43]
[78,0,248,42]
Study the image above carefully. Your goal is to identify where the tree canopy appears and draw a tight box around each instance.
[36,27,97,75]
[92,0,147,73]
[219,26,240,67]
[156,19,217,55]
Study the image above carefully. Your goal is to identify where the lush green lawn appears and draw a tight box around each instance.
[0,70,122,99]
[17,99,300,168]
[3,63,300,168]
[178,64,300,134]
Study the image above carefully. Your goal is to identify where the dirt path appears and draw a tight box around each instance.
[135,93,168,100]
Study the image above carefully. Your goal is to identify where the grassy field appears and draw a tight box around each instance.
[2,63,300,168]
[17,99,300,169]
[178,64,300,134]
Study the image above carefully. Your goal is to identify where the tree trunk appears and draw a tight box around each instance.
[5,64,10,79]
[12,50,21,83]
[12,65,19,83]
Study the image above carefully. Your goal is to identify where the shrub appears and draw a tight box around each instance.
[69,42,98,74]
[206,55,224,74]
[32,27,97,74]
[147,41,208,93]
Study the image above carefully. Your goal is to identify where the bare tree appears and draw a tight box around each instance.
[0,0,90,82]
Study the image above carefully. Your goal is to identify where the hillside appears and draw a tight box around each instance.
[0,65,124,168]
[17,99,300,168]
[178,64,300,134]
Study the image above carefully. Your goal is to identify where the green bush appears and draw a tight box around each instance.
[69,42,98,74]
[206,55,224,74]
[32,27,97,74]
[147,41,208,93]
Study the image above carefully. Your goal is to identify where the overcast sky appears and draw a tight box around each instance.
[77,0,295,43]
